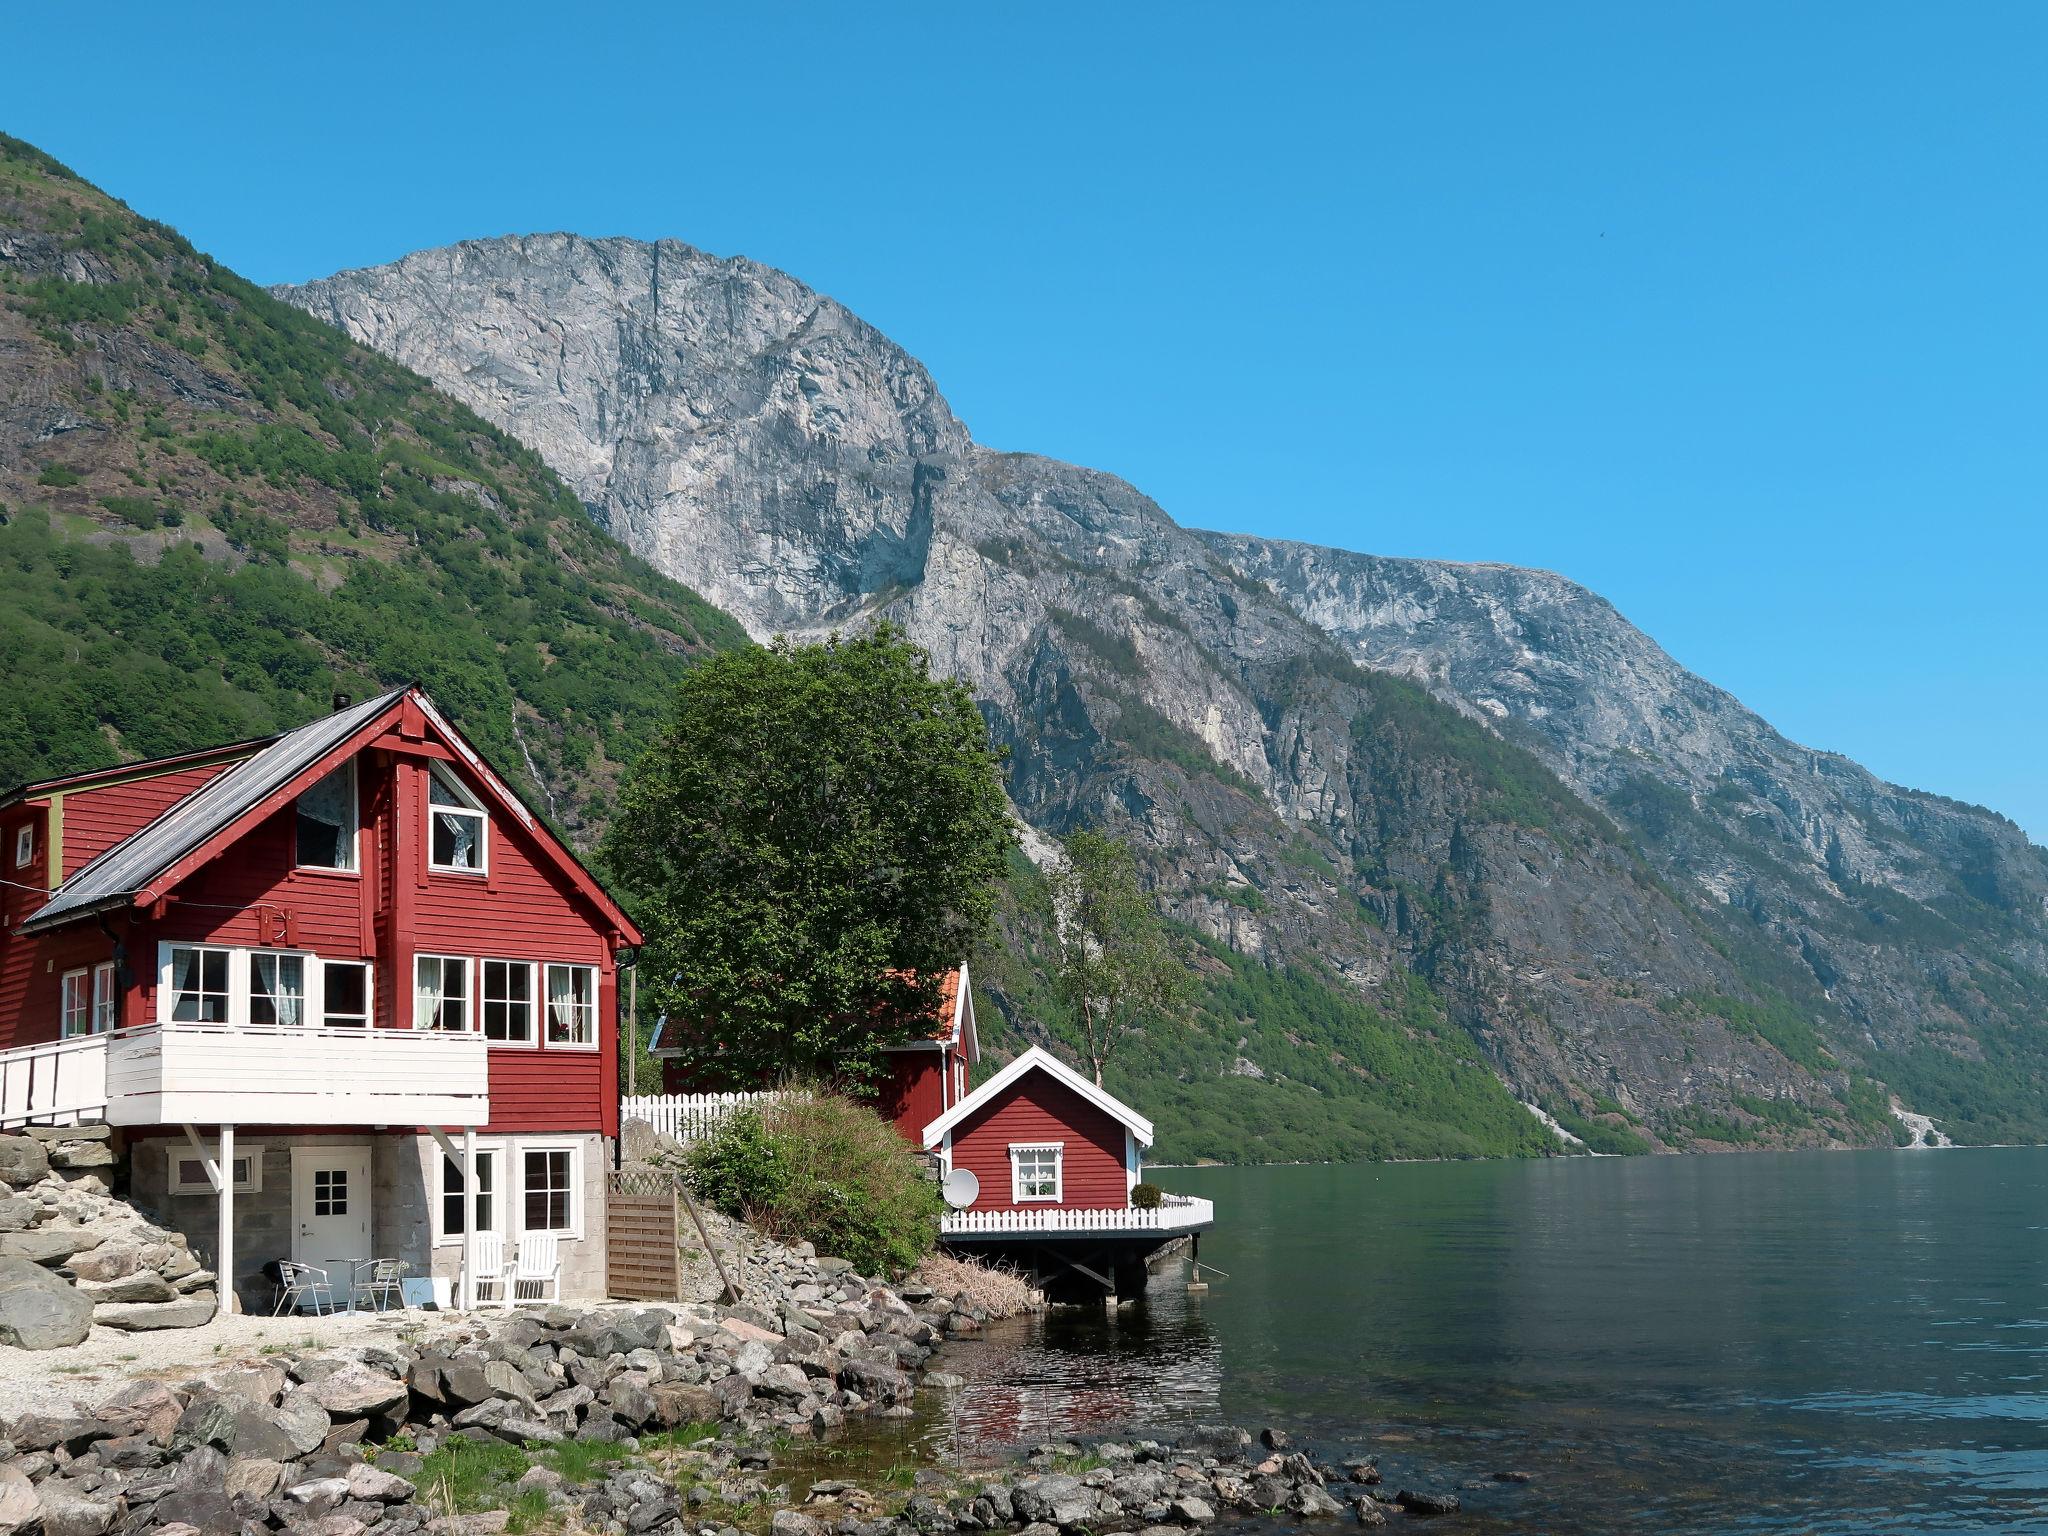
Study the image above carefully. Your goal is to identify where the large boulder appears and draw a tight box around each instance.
[0,1255,93,1349]
[95,1380,183,1444]
[274,1386,332,1455]
[66,1243,141,1282]
[0,1228,96,1265]
[0,1136,50,1187]
[95,1293,215,1330]
[28,1478,117,1536]
[308,1366,408,1417]
[0,1466,37,1536]
[0,1198,40,1232]
[81,1271,179,1305]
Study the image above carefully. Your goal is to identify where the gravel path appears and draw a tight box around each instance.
[0,1308,447,1421]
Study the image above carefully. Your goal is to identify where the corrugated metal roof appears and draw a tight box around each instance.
[24,689,406,932]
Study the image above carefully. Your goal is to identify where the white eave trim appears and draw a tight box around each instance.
[919,1043,1153,1151]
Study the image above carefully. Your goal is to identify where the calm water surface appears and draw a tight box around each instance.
[909,1149,2048,1534]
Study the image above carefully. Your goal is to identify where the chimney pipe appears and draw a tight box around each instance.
[332,692,353,713]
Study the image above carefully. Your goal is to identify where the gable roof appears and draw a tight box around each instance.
[20,687,639,945]
[919,1044,1153,1151]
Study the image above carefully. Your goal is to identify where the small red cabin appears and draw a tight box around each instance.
[920,1045,1149,1212]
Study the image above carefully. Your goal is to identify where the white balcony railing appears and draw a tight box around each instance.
[940,1194,1215,1238]
[0,1022,490,1129]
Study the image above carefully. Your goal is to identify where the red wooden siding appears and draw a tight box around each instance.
[949,1071,1129,1211]
[874,1047,949,1140]
[62,764,237,879]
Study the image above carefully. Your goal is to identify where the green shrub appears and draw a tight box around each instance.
[684,1094,942,1275]
[1130,1181,1163,1210]
[36,464,80,487]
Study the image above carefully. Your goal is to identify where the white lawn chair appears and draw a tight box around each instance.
[274,1260,335,1315]
[352,1257,407,1313]
[465,1230,509,1308]
[506,1231,562,1305]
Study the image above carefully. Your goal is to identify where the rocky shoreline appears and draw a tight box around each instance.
[0,1224,1480,1536]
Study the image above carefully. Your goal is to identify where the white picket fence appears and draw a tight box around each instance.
[940,1194,1215,1237]
[621,1091,777,1145]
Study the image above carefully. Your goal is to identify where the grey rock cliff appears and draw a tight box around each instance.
[280,237,2048,1149]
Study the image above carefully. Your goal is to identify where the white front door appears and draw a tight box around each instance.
[291,1146,372,1297]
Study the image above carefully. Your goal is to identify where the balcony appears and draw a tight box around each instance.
[0,1023,490,1129]
[940,1194,1215,1239]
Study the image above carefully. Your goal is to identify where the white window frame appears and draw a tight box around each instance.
[12,825,32,868]
[92,961,117,1033]
[60,968,93,1038]
[479,959,538,1047]
[427,763,489,875]
[321,958,373,1029]
[294,760,359,874]
[432,1139,507,1246]
[159,943,235,1025]
[414,954,471,1032]
[170,1140,264,1195]
[543,963,599,1050]
[247,949,311,1028]
[1010,1141,1064,1203]
[517,1140,584,1239]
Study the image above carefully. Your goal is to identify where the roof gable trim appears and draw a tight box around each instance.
[919,1044,1153,1151]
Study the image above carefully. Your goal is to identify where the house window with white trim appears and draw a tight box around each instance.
[167,946,231,1023]
[522,1145,578,1235]
[414,954,470,1031]
[440,1148,501,1240]
[544,963,597,1048]
[1010,1142,1063,1202]
[480,960,536,1045]
[60,969,92,1037]
[428,765,487,873]
[323,961,370,1028]
[92,962,117,1033]
[170,1143,262,1195]
[248,951,308,1027]
[295,763,357,870]
[12,825,32,868]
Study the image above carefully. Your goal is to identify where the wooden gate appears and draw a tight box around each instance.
[606,1166,680,1300]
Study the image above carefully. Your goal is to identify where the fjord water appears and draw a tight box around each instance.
[925,1151,2048,1534]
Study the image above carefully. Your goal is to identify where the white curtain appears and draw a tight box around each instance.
[172,949,201,1022]
[546,966,573,1043]
[416,959,443,1030]
[276,956,303,1028]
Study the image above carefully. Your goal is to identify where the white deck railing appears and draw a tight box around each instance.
[941,1194,1215,1237]
[0,1033,111,1128]
[0,1021,491,1129]
[622,1090,777,1144]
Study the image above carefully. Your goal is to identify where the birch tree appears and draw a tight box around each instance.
[1044,829,1186,1085]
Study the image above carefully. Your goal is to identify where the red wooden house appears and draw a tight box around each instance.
[649,963,979,1143]
[918,1045,1214,1299]
[0,688,638,1311]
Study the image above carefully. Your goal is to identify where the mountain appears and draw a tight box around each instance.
[0,140,746,841]
[279,235,2048,1156]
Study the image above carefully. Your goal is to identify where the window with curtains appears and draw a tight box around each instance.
[544,964,597,1048]
[414,955,470,1031]
[522,1146,577,1234]
[248,952,307,1027]
[167,946,231,1023]
[428,765,487,873]
[1010,1143,1063,1202]
[60,970,92,1037]
[480,960,535,1045]
[92,962,117,1032]
[440,1148,499,1239]
[294,763,357,870]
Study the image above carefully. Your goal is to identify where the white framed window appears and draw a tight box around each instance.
[248,951,309,1027]
[165,945,232,1024]
[414,954,470,1031]
[480,959,536,1046]
[92,961,117,1033]
[60,969,92,1038]
[434,1144,505,1245]
[170,1141,263,1195]
[322,960,371,1028]
[520,1142,581,1236]
[428,764,488,874]
[1010,1142,1063,1202]
[544,963,598,1049]
[12,825,32,868]
[295,762,358,872]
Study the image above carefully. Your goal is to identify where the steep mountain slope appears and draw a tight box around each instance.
[0,141,745,839]
[281,234,2048,1152]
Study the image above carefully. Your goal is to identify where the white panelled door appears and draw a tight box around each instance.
[291,1146,372,1293]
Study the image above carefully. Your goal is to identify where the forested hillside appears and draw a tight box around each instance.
[0,135,745,838]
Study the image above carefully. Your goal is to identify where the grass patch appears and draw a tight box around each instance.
[419,1437,532,1513]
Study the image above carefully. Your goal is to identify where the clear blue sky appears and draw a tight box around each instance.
[11,3,2044,838]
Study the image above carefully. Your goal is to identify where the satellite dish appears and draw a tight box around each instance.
[942,1168,980,1210]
